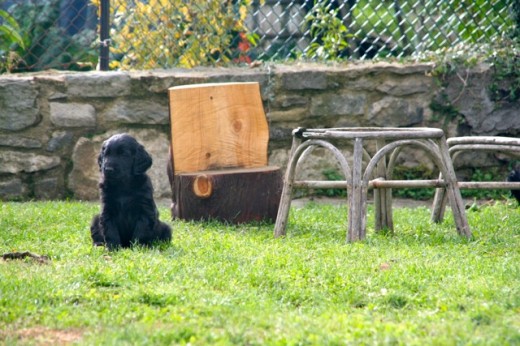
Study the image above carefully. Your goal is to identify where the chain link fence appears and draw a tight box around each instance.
[0,0,514,72]
[251,0,513,61]
[0,0,97,72]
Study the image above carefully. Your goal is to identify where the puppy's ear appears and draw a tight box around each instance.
[97,143,106,171]
[133,144,152,175]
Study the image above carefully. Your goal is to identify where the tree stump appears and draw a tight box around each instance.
[172,166,282,223]
[168,82,282,223]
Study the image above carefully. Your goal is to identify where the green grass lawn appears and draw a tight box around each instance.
[0,200,519,345]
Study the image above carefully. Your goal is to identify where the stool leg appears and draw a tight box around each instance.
[374,139,393,232]
[438,137,472,238]
[348,138,364,242]
[431,173,448,223]
[274,136,302,238]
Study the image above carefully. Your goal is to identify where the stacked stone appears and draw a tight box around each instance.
[0,63,518,201]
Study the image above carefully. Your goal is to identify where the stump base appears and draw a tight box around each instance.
[172,166,282,224]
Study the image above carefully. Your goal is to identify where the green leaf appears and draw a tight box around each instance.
[0,9,26,49]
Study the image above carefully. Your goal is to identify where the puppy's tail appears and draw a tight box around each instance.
[90,214,105,246]
[157,222,172,243]
[507,163,520,204]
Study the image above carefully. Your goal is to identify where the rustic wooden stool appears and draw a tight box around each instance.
[432,136,520,222]
[168,82,282,223]
[274,127,472,242]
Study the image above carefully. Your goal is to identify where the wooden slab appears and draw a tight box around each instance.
[169,82,269,174]
[172,166,282,223]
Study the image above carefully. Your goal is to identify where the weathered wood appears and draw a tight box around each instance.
[431,182,447,223]
[299,127,445,140]
[458,182,520,189]
[274,136,303,238]
[447,136,520,146]
[371,179,446,188]
[274,137,355,238]
[274,127,473,242]
[432,136,520,223]
[374,139,393,232]
[169,82,269,174]
[437,135,471,237]
[348,138,364,242]
[173,166,282,224]
[450,144,520,154]
[293,179,520,190]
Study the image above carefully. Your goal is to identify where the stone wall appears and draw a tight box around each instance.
[0,62,518,201]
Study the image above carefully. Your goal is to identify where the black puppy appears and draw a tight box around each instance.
[507,164,520,204]
[90,133,171,249]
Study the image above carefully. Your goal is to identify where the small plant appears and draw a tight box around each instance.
[489,42,520,103]
[392,165,436,200]
[316,168,347,197]
[430,93,465,127]
[0,9,27,73]
[460,168,508,200]
[302,1,352,61]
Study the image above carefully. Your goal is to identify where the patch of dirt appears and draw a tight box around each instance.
[14,327,83,345]
[1,251,50,264]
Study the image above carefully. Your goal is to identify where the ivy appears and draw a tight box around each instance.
[489,44,520,103]
[430,93,465,127]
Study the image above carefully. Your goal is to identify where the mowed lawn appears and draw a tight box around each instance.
[0,200,519,345]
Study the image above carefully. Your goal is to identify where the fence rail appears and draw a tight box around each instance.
[0,0,514,72]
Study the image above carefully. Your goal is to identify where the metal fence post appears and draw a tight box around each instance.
[99,0,110,71]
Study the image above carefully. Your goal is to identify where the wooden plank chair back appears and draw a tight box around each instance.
[168,82,282,223]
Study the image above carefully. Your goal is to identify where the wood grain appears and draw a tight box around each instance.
[169,82,269,174]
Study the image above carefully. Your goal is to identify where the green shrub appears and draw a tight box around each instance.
[392,165,436,200]
[93,0,259,69]
[6,0,97,72]
[301,1,352,61]
[511,0,520,39]
[460,168,510,200]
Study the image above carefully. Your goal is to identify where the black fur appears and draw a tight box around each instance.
[507,164,520,204]
[90,134,171,249]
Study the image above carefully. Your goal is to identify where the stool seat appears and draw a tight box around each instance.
[296,127,445,139]
[274,127,472,241]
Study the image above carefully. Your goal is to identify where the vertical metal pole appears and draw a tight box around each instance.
[99,0,110,71]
